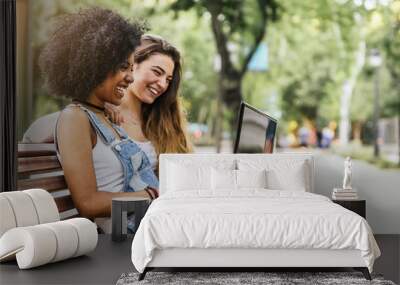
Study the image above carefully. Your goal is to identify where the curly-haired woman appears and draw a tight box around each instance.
[38,8,158,224]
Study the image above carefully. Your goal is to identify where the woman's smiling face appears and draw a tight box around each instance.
[129,53,175,104]
[91,53,134,106]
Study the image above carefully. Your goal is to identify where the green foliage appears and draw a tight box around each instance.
[331,142,400,169]
[170,0,278,35]
[382,5,400,117]
[385,23,400,79]
[244,0,350,124]
[169,0,281,127]
[242,0,399,134]
[25,0,400,143]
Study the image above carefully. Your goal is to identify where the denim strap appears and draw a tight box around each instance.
[112,123,129,140]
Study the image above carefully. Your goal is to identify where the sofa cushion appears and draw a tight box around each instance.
[211,169,267,191]
[0,218,97,269]
[164,157,236,193]
[238,159,310,191]
[266,164,307,191]
[0,190,60,238]
[160,154,313,194]
[211,169,236,190]
[237,169,267,189]
[167,162,212,191]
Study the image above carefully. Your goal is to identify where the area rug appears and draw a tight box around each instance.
[116,271,396,285]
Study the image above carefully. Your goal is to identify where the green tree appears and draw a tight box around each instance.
[383,3,400,117]
[169,0,280,138]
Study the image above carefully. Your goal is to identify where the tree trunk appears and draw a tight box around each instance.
[214,70,242,152]
[352,121,362,142]
[215,90,223,153]
[339,79,352,145]
[221,71,242,135]
[206,1,268,148]
[339,39,365,146]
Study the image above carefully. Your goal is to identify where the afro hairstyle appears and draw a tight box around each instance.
[39,7,147,99]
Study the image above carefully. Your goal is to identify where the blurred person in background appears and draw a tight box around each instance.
[298,125,310,147]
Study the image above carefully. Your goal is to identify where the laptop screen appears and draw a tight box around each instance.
[233,102,277,153]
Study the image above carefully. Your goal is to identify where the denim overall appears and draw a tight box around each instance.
[66,105,159,232]
[54,104,159,233]
[77,105,159,192]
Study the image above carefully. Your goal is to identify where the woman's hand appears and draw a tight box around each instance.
[104,103,125,125]
[145,187,159,200]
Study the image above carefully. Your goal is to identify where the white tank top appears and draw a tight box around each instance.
[58,134,157,194]
[92,134,124,193]
[93,136,158,233]
[133,140,158,170]
[93,137,158,193]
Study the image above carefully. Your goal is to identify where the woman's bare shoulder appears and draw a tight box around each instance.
[56,106,95,142]
[58,105,90,126]
[57,105,95,146]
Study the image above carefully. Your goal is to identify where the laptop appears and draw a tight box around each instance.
[233,102,278,153]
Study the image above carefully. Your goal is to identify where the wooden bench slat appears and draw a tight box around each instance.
[17,143,79,219]
[17,175,67,192]
[60,209,80,220]
[55,195,76,213]
[18,143,56,157]
[61,213,80,220]
[18,156,62,175]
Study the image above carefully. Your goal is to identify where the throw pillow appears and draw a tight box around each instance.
[211,168,237,190]
[167,162,211,191]
[236,169,267,189]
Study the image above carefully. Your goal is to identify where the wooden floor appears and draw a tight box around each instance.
[373,234,400,284]
[0,234,398,284]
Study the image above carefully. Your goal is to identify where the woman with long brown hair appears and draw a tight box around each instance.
[110,35,192,174]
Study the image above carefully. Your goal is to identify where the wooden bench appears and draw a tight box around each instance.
[17,143,78,219]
